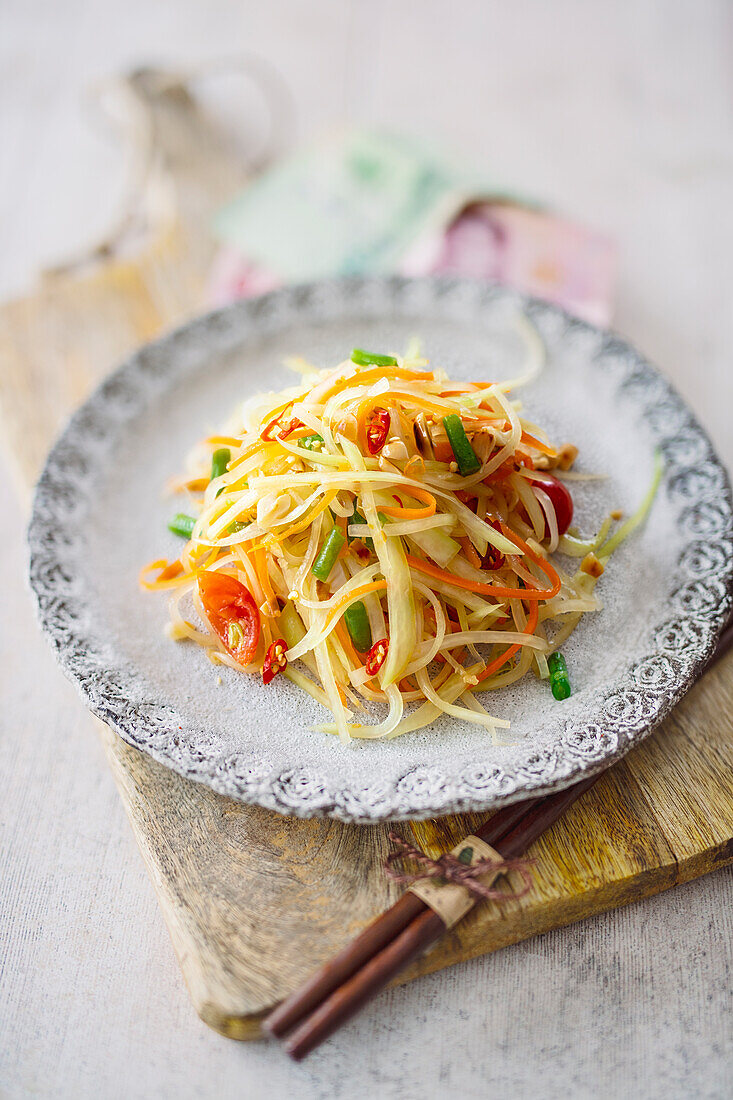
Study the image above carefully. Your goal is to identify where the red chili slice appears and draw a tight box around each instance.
[365,637,389,676]
[277,417,305,440]
[261,402,295,441]
[366,409,390,455]
[538,474,574,537]
[262,638,288,684]
[198,570,261,665]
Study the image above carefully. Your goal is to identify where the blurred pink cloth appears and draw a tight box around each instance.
[209,201,615,328]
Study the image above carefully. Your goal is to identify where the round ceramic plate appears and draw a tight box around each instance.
[29,277,733,822]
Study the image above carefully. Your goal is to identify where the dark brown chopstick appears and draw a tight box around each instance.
[280,774,600,1060]
[265,614,733,1059]
[264,794,541,1041]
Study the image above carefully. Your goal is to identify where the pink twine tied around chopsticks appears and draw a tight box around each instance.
[384,831,535,901]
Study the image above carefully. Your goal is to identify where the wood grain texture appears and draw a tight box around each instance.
[2,68,731,1043]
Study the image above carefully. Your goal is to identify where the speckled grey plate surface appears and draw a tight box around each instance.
[28,277,733,822]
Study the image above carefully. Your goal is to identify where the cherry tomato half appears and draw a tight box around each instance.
[366,409,390,455]
[263,639,288,684]
[539,475,573,537]
[198,570,261,665]
[365,637,389,677]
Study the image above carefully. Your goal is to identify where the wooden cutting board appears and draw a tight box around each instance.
[2,72,731,1041]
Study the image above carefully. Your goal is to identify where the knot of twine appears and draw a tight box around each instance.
[384,831,535,902]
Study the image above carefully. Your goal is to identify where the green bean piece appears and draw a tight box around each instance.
[211,447,231,497]
[211,447,231,479]
[311,528,346,581]
[168,513,196,539]
[299,433,325,451]
[547,651,571,700]
[547,652,567,676]
[343,600,373,653]
[351,348,398,367]
[442,414,481,476]
[348,503,372,549]
[348,503,389,550]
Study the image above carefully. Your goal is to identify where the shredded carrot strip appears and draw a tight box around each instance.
[139,558,190,590]
[325,580,388,628]
[459,536,482,569]
[159,560,184,581]
[334,619,364,669]
[229,439,272,469]
[477,600,539,682]
[355,390,466,428]
[406,556,546,601]
[379,486,437,520]
[206,435,243,447]
[438,384,494,395]
[319,364,434,403]
[520,431,556,457]
[182,477,209,493]
[499,524,562,592]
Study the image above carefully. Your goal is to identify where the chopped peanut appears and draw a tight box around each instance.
[580,552,604,579]
[534,442,577,471]
[557,443,579,471]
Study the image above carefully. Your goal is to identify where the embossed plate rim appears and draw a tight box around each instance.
[27,276,733,821]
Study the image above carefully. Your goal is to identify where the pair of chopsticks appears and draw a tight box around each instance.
[264,617,733,1060]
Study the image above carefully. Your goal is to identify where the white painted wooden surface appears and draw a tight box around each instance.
[1,2,731,1097]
